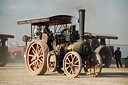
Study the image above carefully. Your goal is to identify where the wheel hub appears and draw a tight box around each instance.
[33,54,37,60]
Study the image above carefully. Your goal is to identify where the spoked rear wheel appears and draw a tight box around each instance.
[84,53,102,77]
[63,51,82,78]
[25,40,49,75]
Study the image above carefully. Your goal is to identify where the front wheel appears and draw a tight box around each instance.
[63,51,82,78]
[84,53,102,77]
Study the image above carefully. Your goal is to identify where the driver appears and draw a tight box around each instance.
[43,23,53,50]
[43,23,51,35]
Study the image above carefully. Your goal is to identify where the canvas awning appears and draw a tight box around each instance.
[84,32,118,39]
[17,15,74,26]
[0,34,14,39]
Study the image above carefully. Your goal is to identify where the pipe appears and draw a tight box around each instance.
[79,9,85,41]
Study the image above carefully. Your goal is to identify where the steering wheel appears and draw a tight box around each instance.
[61,29,69,35]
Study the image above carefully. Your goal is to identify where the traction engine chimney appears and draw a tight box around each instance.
[79,9,85,41]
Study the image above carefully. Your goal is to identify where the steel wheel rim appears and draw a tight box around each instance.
[64,52,82,77]
[26,41,44,74]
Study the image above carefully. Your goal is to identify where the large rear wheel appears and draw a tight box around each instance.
[95,46,112,68]
[25,40,49,75]
[63,51,82,78]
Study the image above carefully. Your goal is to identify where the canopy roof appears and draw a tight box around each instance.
[0,34,14,39]
[84,32,118,39]
[17,15,74,26]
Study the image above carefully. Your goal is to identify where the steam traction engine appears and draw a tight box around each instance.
[84,32,118,68]
[18,9,102,77]
[0,34,14,67]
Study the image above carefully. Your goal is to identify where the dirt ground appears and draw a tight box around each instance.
[0,63,128,85]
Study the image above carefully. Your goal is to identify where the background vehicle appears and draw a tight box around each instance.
[84,32,118,68]
[8,45,26,63]
[0,34,14,67]
[18,9,103,78]
[8,35,30,62]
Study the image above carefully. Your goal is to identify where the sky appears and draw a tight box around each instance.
[0,0,128,46]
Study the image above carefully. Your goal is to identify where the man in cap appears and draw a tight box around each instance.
[114,47,123,68]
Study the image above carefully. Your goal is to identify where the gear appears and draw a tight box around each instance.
[47,51,57,72]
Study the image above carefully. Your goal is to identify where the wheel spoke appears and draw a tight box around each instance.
[32,49,36,55]
[37,60,40,68]
[71,54,74,61]
[73,65,79,67]
[66,62,70,65]
[28,54,34,57]
[38,48,42,55]
[33,66,37,71]
[70,68,73,74]
[67,57,71,63]
[38,58,43,63]
[29,61,35,66]
[31,45,37,53]
[36,44,39,52]
[33,61,37,71]
[71,67,74,74]
[74,60,79,64]
[74,67,77,70]
[66,65,70,70]
[38,54,43,58]
[31,58,36,62]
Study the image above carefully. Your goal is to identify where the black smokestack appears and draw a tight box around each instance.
[79,9,85,41]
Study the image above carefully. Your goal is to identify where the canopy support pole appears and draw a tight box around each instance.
[31,24,32,40]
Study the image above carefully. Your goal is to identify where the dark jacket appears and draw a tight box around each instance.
[43,28,50,35]
[114,50,121,60]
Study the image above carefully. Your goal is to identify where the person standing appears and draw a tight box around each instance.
[114,47,123,68]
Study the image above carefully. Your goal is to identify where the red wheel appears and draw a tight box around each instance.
[63,51,82,78]
[84,53,102,77]
[25,40,49,75]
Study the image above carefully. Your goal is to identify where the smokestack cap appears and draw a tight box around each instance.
[79,9,86,12]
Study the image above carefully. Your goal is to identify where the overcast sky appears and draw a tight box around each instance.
[0,0,128,45]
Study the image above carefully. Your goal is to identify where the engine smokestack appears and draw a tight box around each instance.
[79,9,85,41]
